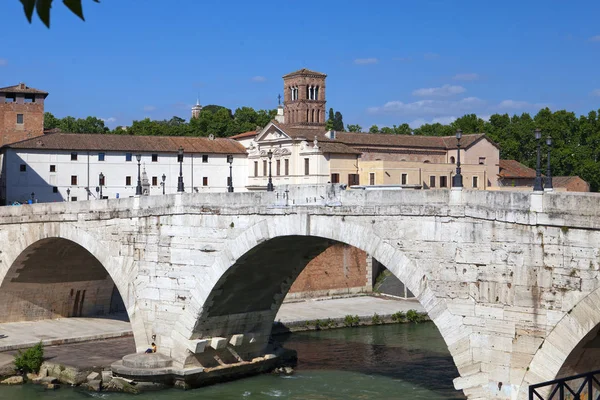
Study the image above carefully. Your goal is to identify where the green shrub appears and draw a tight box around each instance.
[391,311,406,322]
[406,309,423,323]
[372,312,382,325]
[344,315,360,327]
[14,342,44,373]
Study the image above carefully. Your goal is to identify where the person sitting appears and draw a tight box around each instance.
[145,342,157,353]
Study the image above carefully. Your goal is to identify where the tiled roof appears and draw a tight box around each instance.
[229,130,257,140]
[498,159,536,179]
[282,68,327,78]
[552,176,589,191]
[4,132,247,154]
[0,83,48,97]
[316,141,361,155]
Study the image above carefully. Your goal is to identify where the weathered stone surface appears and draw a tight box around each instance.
[86,372,100,382]
[101,370,113,383]
[104,377,139,394]
[1,375,23,385]
[85,379,101,392]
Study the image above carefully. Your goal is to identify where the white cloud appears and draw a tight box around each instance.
[101,117,116,123]
[591,89,600,97]
[497,100,534,109]
[0,59,7,66]
[354,58,378,65]
[368,97,485,117]
[453,73,479,81]
[412,84,466,97]
[424,52,440,60]
[143,105,157,112]
[251,76,267,83]
[589,35,600,42]
[478,114,491,122]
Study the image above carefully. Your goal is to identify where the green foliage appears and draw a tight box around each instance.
[343,314,360,327]
[20,0,100,28]
[333,111,344,131]
[406,309,425,323]
[391,311,406,322]
[346,124,362,132]
[371,312,382,324]
[369,125,379,133]
[44,112,108,133]
[14,342,44,373]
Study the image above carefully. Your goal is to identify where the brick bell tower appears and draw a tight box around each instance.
[283,68,326,129]
[0,83,48,145]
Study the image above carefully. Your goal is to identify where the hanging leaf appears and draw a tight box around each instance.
[63,0,84,20]
[20,0,36,22]
[35,0,53,28]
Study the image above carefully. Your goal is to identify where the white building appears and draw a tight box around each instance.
[0,133,247,204]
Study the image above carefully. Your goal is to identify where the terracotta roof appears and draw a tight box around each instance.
[0,83,48,97]
[498,159,536,179]
[283,68,327,78]
[316,141,361,155]
[4,133,247,154]
[229,130,257,140]
[552,176,589,191]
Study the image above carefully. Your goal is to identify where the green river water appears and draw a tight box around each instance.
[0,323,464,400]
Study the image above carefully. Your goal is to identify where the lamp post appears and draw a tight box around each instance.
[161,173,166,195]
[99,172,104,199]
[545,136,553,191]
[66,188,70,202]
[136,154,142,195]
[452,129,463,188]
[177,147,184,193]
[533,129,544,192]
[227,154,234,192]
[30,192,35,203]
[267,150,274,191]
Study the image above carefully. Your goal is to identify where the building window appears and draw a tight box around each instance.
[348,174,359,186]
[125,153,132,162]
[19,164,26,172]
[152,154,158,162]
[284,159,289,176]
[98,152,105,161]
[440,176,448,188]
[450,156,455,164]
[49,165,56,172]
[202,155,209,163]
[331,173,340,183]
[304,158,309,175]
[71,152,78,161]
[478,157,486,165]
[52,187,58,193]
[369,173,375,185]
[71,175,78,185]
[429,176,436,188]
[126,176,132,186]
[276,160,281,176]
[263,160,267,177]
[71,197,77,202]
[16,114,23,124]
[401,173,407,185]
[152,176,158,186]
[254,161,258,177]
[203,177,208,186]
[473,176,479,188]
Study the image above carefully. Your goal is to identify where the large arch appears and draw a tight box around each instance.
[172,215,469,383]
[0,222,146,350]
[519,286,600,399]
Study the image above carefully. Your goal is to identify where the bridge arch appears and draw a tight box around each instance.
[0,222,146,350]
[519,286,600,399]
[174,214,468,380]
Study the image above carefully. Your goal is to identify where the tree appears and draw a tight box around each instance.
[347,124,362,132]
[333,111,344,131]
[20,0,100,28]
[43,112,59,130]
[369,125,380,133]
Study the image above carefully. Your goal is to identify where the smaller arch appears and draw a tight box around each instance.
[450,156,455,164]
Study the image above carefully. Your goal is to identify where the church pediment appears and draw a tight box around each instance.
[255,122,291,143]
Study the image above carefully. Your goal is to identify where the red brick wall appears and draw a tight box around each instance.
[0,102,45,145]
[287,243,370,298]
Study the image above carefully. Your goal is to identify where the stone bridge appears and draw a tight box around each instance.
[0,185,599,399]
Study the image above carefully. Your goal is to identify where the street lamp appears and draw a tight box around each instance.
[136,154,142,195]
[177,147,184,193]
[545,136,553,191]
[66,188,70,202]
[227,154,234,193]
[161,173,166,195]
[533,129,544,192]
[30,192,35,203]
[266,150,274,191]
[452,129,463,188]
[99,172,104,199]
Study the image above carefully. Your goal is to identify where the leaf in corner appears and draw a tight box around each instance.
[63,0,84,20]
[20,0,36,23]
[35,0,53,28]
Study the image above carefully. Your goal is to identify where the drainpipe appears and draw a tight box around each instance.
[87,151,90,200]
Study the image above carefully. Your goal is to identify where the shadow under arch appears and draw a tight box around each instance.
[519,287,600,399]
[0,226,144,351]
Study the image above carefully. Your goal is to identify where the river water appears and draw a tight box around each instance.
[0,323,464,400]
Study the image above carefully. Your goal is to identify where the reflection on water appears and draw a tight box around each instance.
[0,323,464,400]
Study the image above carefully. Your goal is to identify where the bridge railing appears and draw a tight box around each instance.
[529,369,600,400]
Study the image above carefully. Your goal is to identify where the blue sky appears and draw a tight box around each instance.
[2,0,600,130]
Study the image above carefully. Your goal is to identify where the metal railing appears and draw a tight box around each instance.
[529,369,600,400]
